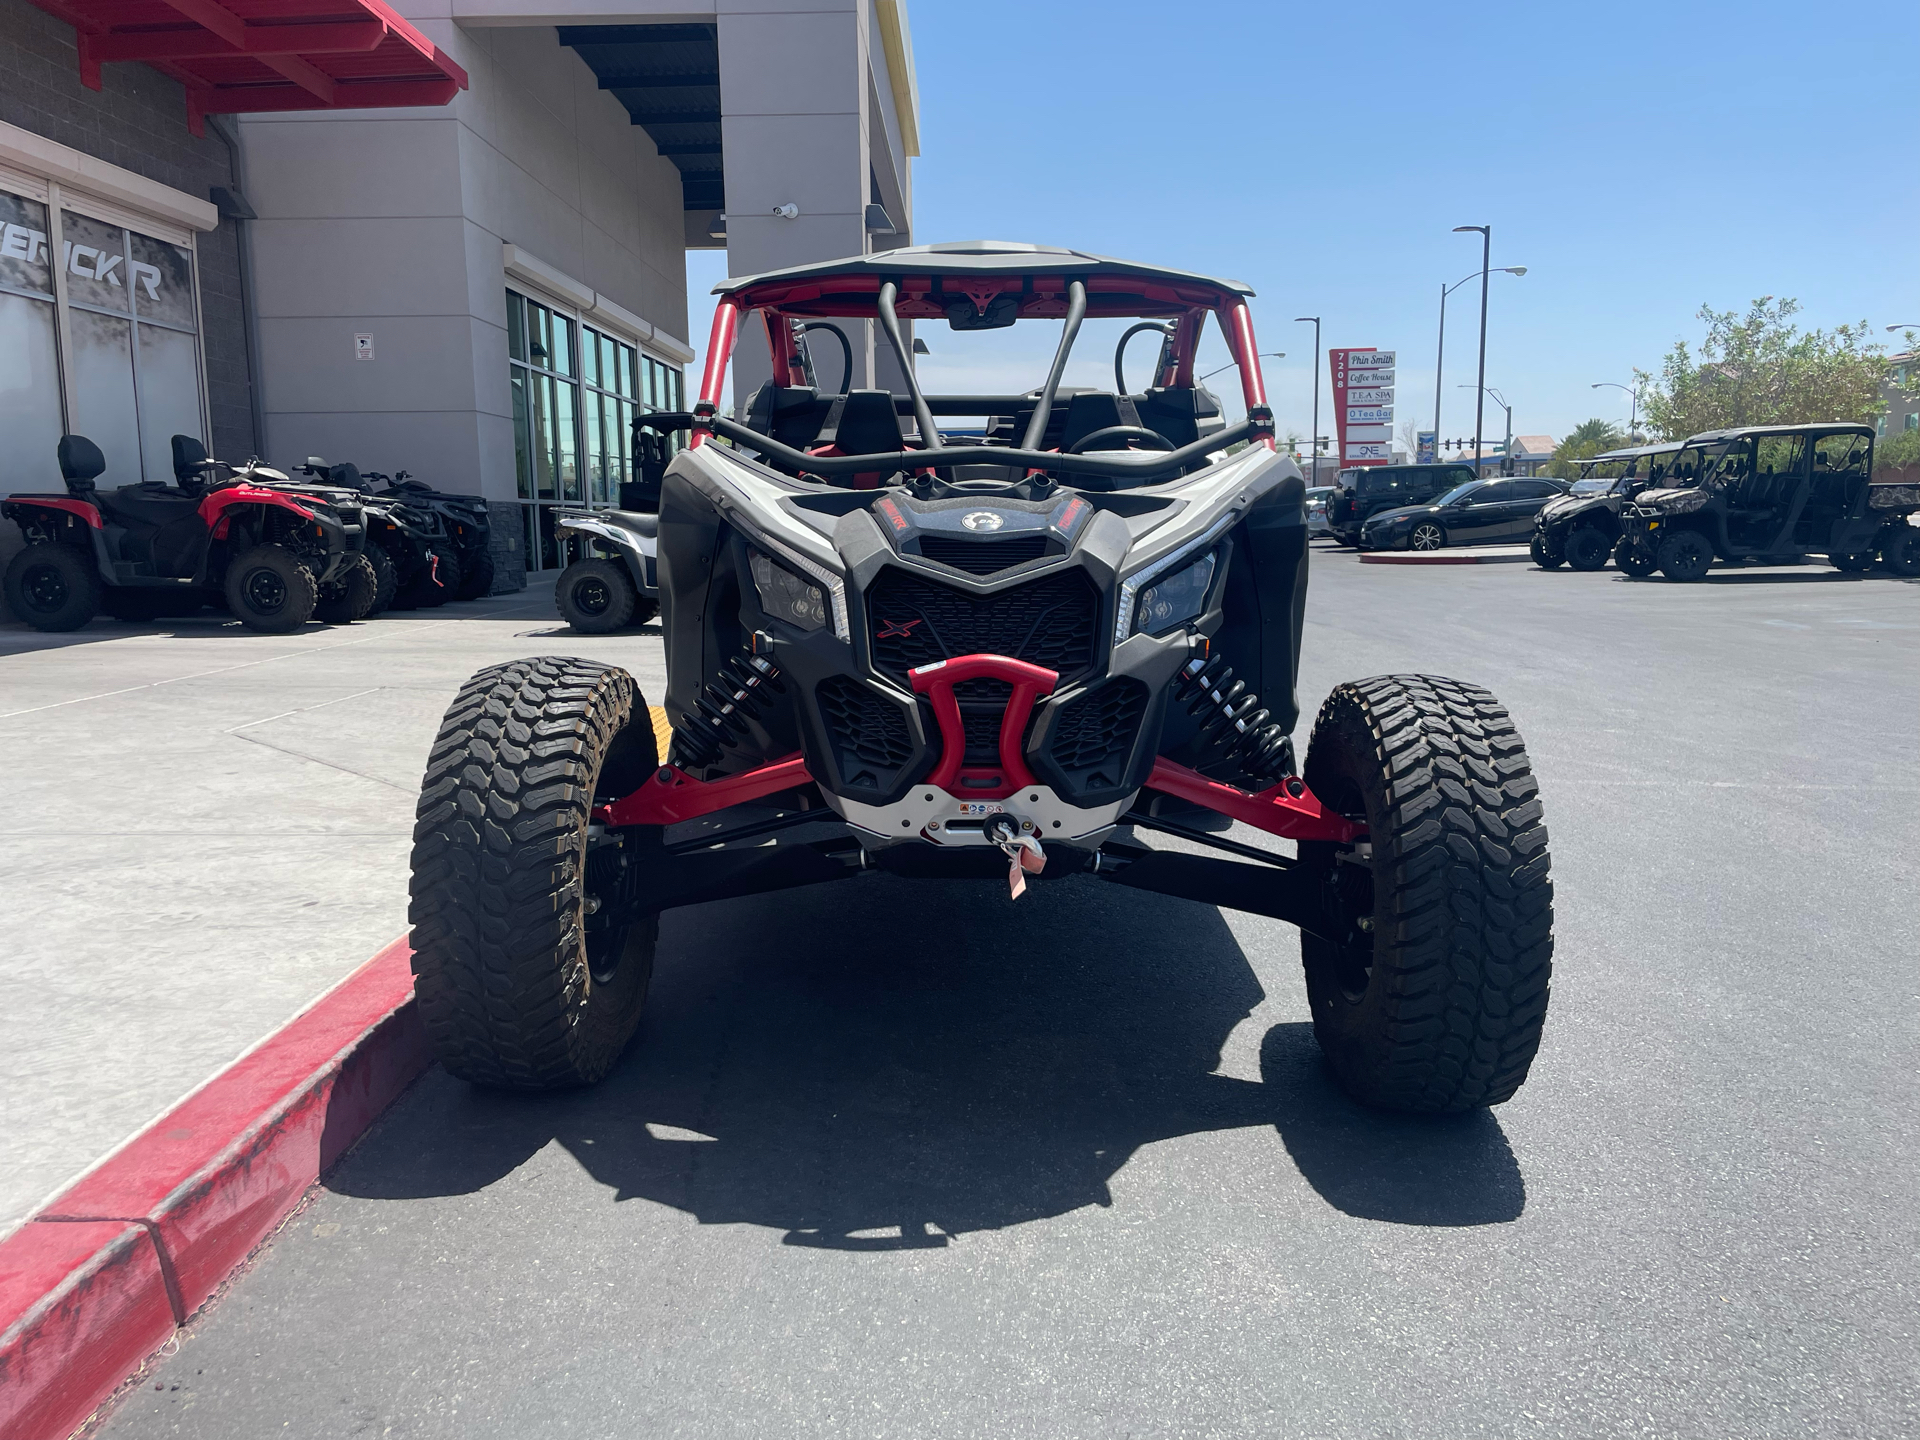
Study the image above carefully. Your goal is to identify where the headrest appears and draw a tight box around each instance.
[58,435,107,484]
[170,434,209,482]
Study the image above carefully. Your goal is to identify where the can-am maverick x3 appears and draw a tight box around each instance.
[408,242,1555,1113]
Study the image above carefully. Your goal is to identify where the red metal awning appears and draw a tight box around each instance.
[29,0,469,136]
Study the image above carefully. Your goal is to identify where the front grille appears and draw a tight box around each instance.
[1049,679,1148,785]
[915,534,1049,574]
[815,677,913,781]
[866,568,1101,683]
[817,677,913,767]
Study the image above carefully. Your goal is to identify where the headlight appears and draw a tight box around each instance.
[1133,552,1216,636]
[749,548,828,631]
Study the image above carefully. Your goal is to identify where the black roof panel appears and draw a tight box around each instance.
[715,241,1254,297]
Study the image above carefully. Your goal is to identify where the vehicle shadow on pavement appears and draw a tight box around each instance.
[328,876,1525,1244]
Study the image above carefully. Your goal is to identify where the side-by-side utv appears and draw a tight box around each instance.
[4,435,365,632]
[406,242,1556,1117]
[1620,424,1920,580]
[1531,442,1682,572]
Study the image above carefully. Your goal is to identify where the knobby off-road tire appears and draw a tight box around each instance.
[1563,526,1612,571]
[1299,675,1553,1113]
[457,551,496,601]
[1657,531,1713,582]
[1879,526,1920,577]
[409,657,663,1089]
[1529,534,1565,569]
[363,542,398,615]
[224,544,317,632]
[1613,535,1658,577]
[315,553,378,623]
[557,557,637,634]
[5,544,98,631]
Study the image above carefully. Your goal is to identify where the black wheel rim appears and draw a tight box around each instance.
[1411,525,1442,551]
[243,566,287,613]
[1315,777,1376,1002]
[582,839,626,984]
[23,563,70,613]
[574,577,611,616]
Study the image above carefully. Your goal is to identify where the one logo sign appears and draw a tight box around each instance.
[1347,351,1396,369]
[961,511,1003,532]
[1347,406,1393,425]
[1348,387,1394,406]
[876,617,923,638]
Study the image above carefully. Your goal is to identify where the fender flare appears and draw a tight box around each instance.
[3,495,103,529]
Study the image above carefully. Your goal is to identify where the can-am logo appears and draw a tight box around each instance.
[961,511,1003,532]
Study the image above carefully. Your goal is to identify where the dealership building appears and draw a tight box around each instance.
[0,0,919,605]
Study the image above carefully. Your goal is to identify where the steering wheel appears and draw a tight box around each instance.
[1066,425,1176,455]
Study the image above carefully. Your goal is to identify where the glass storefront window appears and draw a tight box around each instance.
[0,184,206,487]
[506,285,684,572]
[0,188,62,491]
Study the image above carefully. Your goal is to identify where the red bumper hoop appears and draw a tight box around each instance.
[908,653,1059,801]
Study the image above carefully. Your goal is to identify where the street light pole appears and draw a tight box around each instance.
[1454,225,1491,476]
[1591,381,1640,439]
[1434,265,1524,464]
[1296,316,1321,481]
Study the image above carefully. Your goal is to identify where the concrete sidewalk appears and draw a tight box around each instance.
[0,592,667,1239]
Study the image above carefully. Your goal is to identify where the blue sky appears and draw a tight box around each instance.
[689,0,1918,450]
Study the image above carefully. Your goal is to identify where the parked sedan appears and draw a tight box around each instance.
[1359,476,1570,550]
[1305,485,1334,537]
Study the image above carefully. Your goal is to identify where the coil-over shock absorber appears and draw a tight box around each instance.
[1172,645,1296,783]
[668,632,786,770]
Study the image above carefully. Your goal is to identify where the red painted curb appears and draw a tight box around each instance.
[0,937,426,1440]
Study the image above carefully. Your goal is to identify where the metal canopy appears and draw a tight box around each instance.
[28,0,468,136]
[714,241,1256,299]
[558,24,723,214]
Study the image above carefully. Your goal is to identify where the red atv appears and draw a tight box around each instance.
[3,435,367,633]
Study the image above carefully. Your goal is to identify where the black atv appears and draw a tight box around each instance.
[370,473,494,600]
[1620,423,1920,581]
[1530,442,1681,572]
[406,242,1556,1118]
[300,461,453,613]
[4,435,365,633]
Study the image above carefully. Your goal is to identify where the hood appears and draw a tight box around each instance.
[1359,503,1433,527]
[1539,493,1602,520]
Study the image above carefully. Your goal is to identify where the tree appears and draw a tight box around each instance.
[1638,297,1887,441]
[1547,418,1627,479]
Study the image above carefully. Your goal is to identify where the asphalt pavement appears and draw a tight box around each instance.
[84,548,1920,1438]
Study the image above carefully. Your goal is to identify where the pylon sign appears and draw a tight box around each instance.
[1331,348,1395,465]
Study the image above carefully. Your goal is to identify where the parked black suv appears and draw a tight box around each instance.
[1359,476,1570,551]
[1325,463,1475,545]
[1620,423,1920,580]
[1532,442,1681,571]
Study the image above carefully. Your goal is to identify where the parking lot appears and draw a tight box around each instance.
[9,546,1909,1438]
